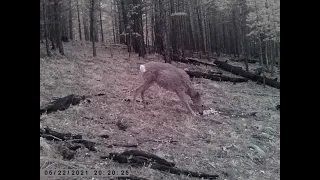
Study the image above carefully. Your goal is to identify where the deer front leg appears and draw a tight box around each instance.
[140,82,154,108]
[133,82,154,112]
[176,91,197,116]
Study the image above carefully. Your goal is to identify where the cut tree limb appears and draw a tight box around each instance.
[40,94,86,115]
[107,143,138,148]
[214,60,280,89]
[230,58,257,64]
[171,55,247,83]
[171,55,216,67]
[40,127,82,141]
[104,150,219,179]
[186,70,248,83]
[40,127,97,152]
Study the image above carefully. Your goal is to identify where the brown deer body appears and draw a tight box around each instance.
[133,61,204,116]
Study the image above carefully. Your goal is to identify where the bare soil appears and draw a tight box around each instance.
[40,42,280,180]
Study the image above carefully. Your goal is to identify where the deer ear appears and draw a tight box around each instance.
[195,92,200,98]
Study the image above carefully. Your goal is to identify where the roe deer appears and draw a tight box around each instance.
[133,61,204,116]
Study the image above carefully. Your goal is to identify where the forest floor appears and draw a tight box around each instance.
[40,42,280,180]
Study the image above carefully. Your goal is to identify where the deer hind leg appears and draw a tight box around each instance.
[176,91,197,116]
[133,81,154,112]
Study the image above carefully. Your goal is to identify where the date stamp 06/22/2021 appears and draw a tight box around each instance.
[40,168,131,177]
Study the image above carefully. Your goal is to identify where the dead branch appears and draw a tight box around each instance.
[104,150,219,179]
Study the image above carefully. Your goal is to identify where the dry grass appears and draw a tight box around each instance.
[40,42,280,180]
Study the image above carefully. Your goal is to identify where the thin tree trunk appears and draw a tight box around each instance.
[83,0,89,41]
[232,10,239,57]
[145,4,148,50]
[91,0,96,56]
[265,41,269,69]
[240,0,249,71]
[112,12,116,43]
[113,0,118,43]
[54,0,64,55]
[40,2,44,43]
[99,0,104,42]
[48,0,56,50]
[159,0,170,63]
[270,41,275,77]
[42,0,51,56]
[69,0,73,40]
[151,2,155,50]
[76,0,82,41]
[253,0,265,86]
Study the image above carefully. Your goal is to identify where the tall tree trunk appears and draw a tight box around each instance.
[69,0,73,40]
[91,0,96,56]
[89,0,93,41]
[99,0,104,42]
[95,24,99,42]
[170,0,178,56]
[159,0,170,63]
[240,0,249,71]
[145,4,148,49]
[253,0,265,86]
[270,41,275,77]
[151,1,155,50]
[112,11,116,43]
[113,0,118,43]
[215,15,221,56]
[54,0,64,55]
[76,0,82,41]
[48,0,56,50]
[265,41,269,69]
[40,2,44,43]
[222,22,227,55]
[42,0,51,56]
[120,0,129,46]
[83,0,89,41]
[232,10,239,58]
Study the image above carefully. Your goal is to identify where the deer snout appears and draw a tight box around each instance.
[197,105,205,115]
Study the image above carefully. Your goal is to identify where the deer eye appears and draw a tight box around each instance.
[201,105,204,107]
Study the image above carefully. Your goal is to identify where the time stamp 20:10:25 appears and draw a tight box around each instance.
[40,168,131,177]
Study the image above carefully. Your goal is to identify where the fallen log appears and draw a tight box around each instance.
[171,55,216,67]
[107,143,138,148]
[68,139,97,151]
[40,127,82,141]
[186,70,248,83]
[103,150,219,179]
[230,58,258,64]
[40,127,97,152]
[120,150,175,167]
[214,60,280,89]
[40,94,86,115]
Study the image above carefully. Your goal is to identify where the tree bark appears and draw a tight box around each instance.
[159,0,170,63]
[99,0,104,42]
[91,0,96,56]
[42,0,51,56]
[76,0,82,41]
[69,0,73,40]
[54,0,64,55]
[82,0,89,41]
